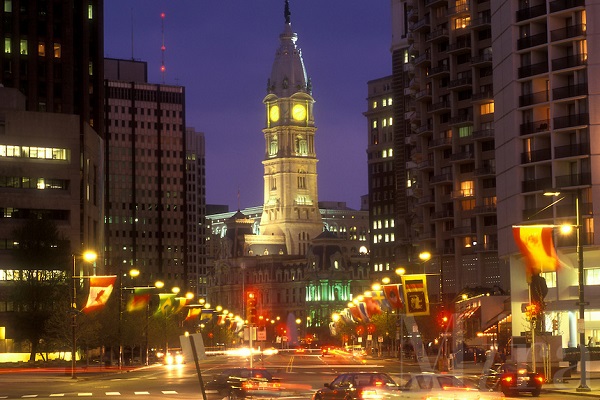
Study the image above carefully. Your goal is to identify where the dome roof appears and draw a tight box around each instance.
[267,1,311,97]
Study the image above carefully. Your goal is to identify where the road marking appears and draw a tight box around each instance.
[134,391,150,395]
[77,394,93,397]
[161,391,178,394]
[22,396,38,398]
[106,392,121,396]
[49,395,65,397]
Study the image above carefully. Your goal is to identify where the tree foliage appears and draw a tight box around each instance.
[10,218,71,361]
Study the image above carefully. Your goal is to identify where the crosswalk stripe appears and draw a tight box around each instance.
[161,391,178,394]
[49,395,65,397]
[106,392,121,396]
[21,396,38,398]
[134,391,150,395]
[77,394,93,397]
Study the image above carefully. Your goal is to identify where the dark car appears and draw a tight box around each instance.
[479,362,543,397]
[204,367,282,399]
[312,372,401,400]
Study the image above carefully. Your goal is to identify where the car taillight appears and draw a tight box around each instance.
[535,375,544,384]
[502,375,514,384]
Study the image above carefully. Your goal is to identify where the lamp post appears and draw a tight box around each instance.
[71,250,97,379]
[546,188,589,392]
[574,189,590,392]
[118,268,139,369]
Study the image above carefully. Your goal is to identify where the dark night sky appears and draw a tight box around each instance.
[104,1,391,211]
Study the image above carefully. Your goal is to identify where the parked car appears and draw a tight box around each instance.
[204,367,282,399]
[312,372,402,400]
[479,362,543,397]
[402,373,504,399]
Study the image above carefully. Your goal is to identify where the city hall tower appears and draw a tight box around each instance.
[259,1,323,255]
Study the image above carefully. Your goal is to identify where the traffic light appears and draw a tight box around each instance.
[525,303,540,321]
[246,292,257,325]
[552,319,558,331]
[439,311,450,329]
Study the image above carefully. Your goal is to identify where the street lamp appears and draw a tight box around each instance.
[545,189,590,392]
[71,250,97,379]
[118,268,140,369]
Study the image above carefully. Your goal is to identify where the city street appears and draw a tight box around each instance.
[0,350,596,399]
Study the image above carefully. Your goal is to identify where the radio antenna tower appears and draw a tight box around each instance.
[160,12,166,83]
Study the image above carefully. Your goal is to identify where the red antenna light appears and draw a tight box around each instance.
[160,12,166,83]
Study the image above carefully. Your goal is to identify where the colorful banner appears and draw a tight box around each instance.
[401,274,429,316]
[184,307,202,321]
[513,225,559,282]
[126,287,153,312]
[82,275,117,314]
[383,284,403,310]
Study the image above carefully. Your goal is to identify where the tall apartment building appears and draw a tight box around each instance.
[373,0,505,302]
[494,0,600,347]
[365,76,399,275]
[185,128,207,298]
[104,58,187,291]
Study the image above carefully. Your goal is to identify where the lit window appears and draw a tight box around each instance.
[382,149,388,158]
[388,148,394,157]
[36,178,45,190]
[373,101,378,109]
[383,119,387,127]
[383,99,387,107]
[88,4,93,19]
[372,119,378,129]
[38,42,45,56]
[4,0,11,12]
[53,43,61,58]
[388,98,393,105]
[454,16,471,29]
[4,38,10,54]
[458,126,472,138]
[388,117,393,126]
[19,39,27,55]
[480,102,494,115]
[460,180,474,196]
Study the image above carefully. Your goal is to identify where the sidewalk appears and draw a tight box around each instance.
[452,361,600,397]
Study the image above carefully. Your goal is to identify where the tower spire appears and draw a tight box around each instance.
[284,0,291,24]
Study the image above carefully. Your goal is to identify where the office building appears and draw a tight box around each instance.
[104,58,187,291]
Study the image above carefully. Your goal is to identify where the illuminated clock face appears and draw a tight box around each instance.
[269,105,280,122]
[292,104,306,121]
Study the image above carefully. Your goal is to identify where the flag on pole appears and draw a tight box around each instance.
[357,302,370,323]
[401,274,429,316]
[126,287,153,312]
[82,276,117,313]
[383,284,403,310]
[363,296,382,317]
[513,225,559,282]
[200,308,214,321]
[348,304,363,322]
[185,307,202,321]
[370,289,391,311]
[156,293,177,315]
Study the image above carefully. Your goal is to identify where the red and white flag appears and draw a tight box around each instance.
[82,276,117,313]
[383,284,403,310]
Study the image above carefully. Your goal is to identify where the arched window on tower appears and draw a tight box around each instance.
[269,135,278,156]
[296,135,308,155]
